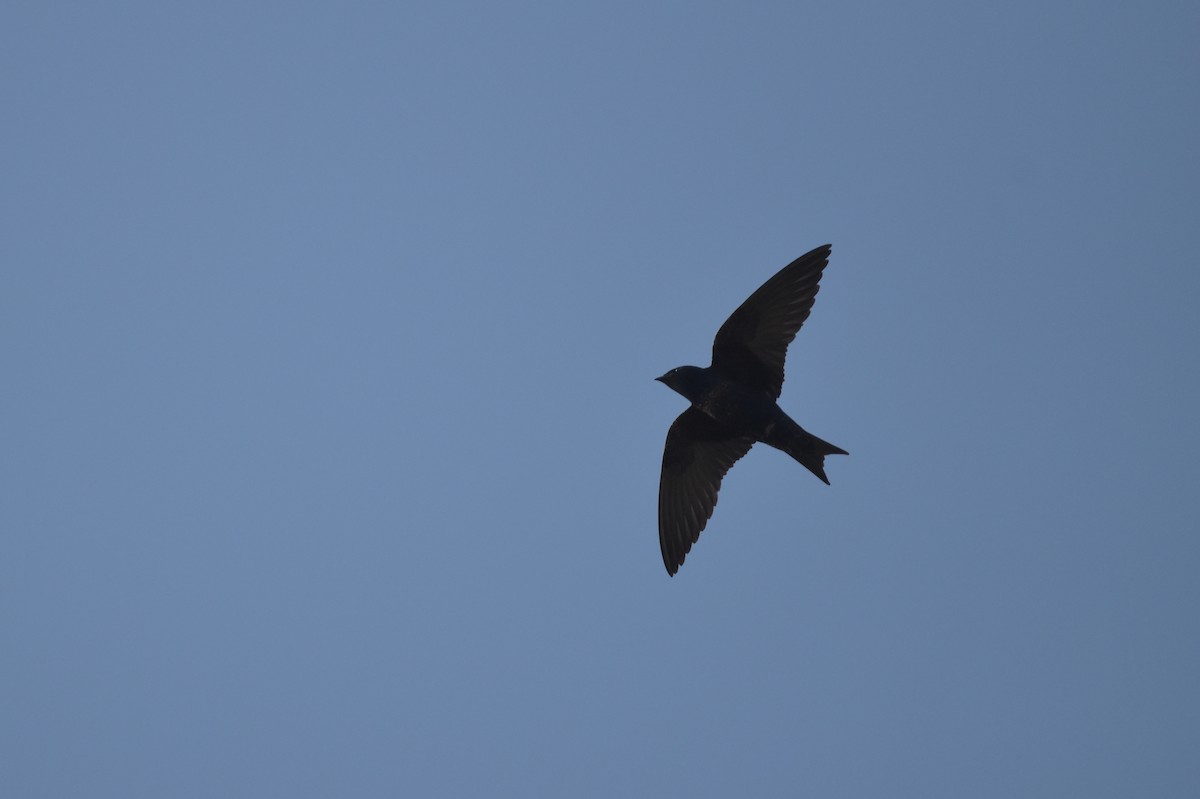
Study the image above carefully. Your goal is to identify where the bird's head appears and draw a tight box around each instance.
[655,365,709,402]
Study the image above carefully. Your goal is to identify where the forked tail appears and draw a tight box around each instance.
[785,428,848,485]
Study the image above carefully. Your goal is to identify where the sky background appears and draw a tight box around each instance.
[3,2,1199,797]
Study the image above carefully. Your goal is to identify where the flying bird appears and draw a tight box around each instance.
[656,244,847,575]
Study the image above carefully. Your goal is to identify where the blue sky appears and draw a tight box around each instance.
[3,2,1198,796]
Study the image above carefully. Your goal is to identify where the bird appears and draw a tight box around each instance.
[655,243,847,575]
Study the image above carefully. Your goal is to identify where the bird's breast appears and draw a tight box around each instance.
[696,381,778,439]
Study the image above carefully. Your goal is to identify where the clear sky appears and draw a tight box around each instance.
[3,2,1198,797]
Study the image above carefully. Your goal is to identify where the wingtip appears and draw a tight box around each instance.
[661,546,678,576]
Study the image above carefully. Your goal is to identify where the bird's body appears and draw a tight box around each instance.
[660,366,785,445]
[656,244,846,575]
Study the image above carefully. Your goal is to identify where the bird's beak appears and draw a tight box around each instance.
[654,374,666,383]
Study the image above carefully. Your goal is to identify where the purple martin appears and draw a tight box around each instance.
[656,244,847,575]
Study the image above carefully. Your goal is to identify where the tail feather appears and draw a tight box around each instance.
[785,430,847,485]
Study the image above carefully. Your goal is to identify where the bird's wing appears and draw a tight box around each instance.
[658,407,755,575]
[711,244,832,398]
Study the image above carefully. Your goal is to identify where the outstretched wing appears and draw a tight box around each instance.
[711,244,832,398]
[658,407,755,575]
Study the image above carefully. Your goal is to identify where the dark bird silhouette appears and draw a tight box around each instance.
[656,244,847,575]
